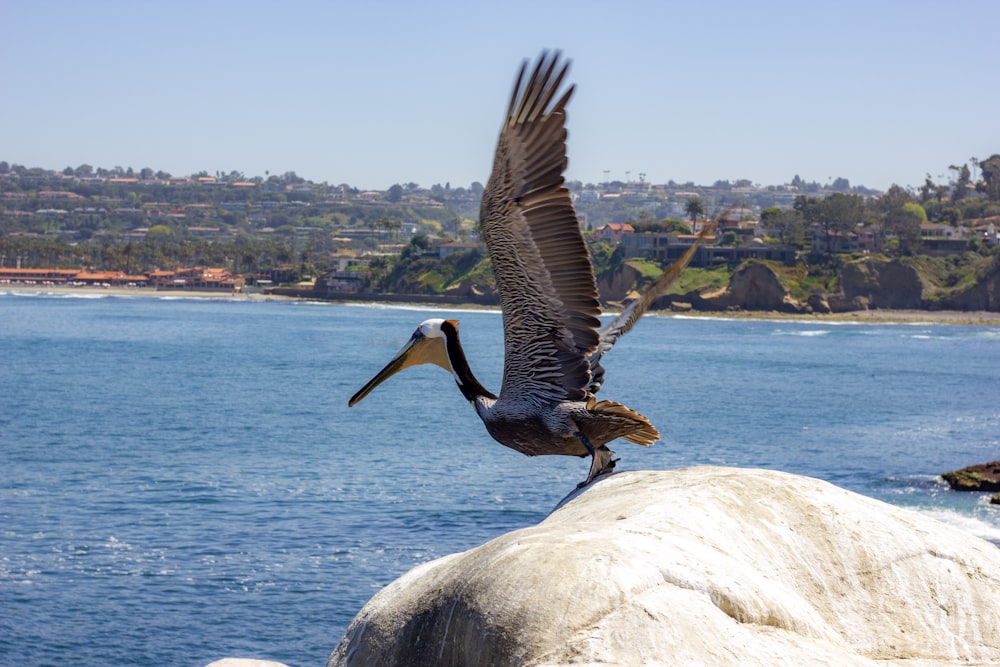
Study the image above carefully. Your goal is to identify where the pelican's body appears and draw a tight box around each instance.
[350,52,707,486]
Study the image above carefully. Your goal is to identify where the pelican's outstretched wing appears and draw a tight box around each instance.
[588,220,721,394]
[480,51,601,403]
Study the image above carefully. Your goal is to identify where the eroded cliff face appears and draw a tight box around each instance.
[829,259,927,311]
[649,261,806,313]
[696,262,805,313]
[596,262,644,303]
[936,257,1000,311]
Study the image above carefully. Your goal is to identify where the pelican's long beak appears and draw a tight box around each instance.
[348,329,450,406]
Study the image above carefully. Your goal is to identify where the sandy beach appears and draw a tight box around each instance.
[3,282,999,325]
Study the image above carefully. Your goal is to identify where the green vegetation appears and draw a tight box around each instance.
[768,261,842,302]
[625,259,662,280]
[663,265,731,295]
[902,253,998,301]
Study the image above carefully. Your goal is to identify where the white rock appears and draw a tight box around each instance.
[329,467,1000,666]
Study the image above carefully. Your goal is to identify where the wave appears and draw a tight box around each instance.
[914,506,1000,547]
[773,329,831,337]
[1,289,116,300]
[342,301,502,316]
[155,295,248,302]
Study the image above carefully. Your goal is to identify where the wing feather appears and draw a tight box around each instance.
[588,217,722,393]
[480,51,601,403]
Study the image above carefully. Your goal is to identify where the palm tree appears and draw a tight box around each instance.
[684,197,704,224]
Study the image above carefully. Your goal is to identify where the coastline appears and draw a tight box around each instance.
[3,283,999,325]
[0,283,294,302]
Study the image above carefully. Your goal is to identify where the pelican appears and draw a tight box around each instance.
[349,51,710,487]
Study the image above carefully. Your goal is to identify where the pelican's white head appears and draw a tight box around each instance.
[348,318,457,406]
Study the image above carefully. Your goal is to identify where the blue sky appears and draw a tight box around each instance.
[2,0,997,192]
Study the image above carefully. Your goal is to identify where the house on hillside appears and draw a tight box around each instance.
[594,223,634,244]
[810,227,860,254]
[920,223,963,239]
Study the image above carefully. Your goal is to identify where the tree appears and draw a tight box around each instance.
[684,197,704,223]
[883,205,923,256]
[760,207,783,228]
[978,154,1000,201]
[386,184,403,203]
[919,174,937,204]
[400,233,431,260]
[793,195,823,225]
[872,187,920,256]
[384,217,402,240]
[781,209,807,248]
[759,206,805,247]
[819,193,864,254]
[953,164,971,201]
[666,219,692,234]
[901,202,928,224]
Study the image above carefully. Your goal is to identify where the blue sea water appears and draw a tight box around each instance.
[1,290,998,667]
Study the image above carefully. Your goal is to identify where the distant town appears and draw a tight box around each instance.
[1,156,997,302]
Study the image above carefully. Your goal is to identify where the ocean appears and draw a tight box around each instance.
[2,290,998,666]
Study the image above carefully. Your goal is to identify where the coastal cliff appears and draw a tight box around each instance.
[328,467,1000,666]
[301,253,1000,315]
[643,256,1000,315]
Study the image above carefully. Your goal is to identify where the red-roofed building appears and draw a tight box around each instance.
[594,223,634,244]
[151,267,245,292]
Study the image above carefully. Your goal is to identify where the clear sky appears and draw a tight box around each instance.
[2,0,997,192]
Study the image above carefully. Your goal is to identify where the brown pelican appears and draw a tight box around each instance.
[349,51,711,487]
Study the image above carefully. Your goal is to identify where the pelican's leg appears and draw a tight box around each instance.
[575,432,617,488]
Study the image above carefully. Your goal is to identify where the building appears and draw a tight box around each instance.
[150,267,244,292]
[619,232,795,266]
[593,223,634,244]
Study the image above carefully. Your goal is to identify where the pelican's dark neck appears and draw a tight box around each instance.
[441,320,496,403]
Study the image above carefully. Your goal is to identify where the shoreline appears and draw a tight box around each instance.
[3,283,1000,325]
[0,283,294,302]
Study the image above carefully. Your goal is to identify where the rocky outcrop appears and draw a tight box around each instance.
[596,262,644,303]
[942,461,1000,492]
[328,467,1000,666]
[936,257,1000,311]
[694,262,806,313]
[830,258,927,311]
[444,277,493,300]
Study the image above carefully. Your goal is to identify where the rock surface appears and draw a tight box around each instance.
[937,257,1000,311]
[706,262,806,312]
[832,258,927,311]
[597,262,645,303]
[329,467,1000,667]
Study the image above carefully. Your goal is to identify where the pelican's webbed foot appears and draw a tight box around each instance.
[575,432,617,488]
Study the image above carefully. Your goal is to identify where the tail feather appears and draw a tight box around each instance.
[590,399,659,446]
